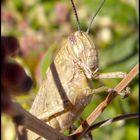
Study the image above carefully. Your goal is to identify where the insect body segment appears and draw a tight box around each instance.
[28,31,100,140]
[68,31,99,79]
[30,31,98,131]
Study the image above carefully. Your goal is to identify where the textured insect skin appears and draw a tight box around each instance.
[28,31,99,139]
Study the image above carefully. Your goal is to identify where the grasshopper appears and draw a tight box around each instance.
[28,0,129,139]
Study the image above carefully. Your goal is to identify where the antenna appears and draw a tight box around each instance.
[86,0,106,34]
[70,0,81,31]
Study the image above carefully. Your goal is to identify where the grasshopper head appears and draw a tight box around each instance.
[68,31,99,78]
[68,0,105,78]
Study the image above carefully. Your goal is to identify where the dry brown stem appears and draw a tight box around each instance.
[71,63,139,140]
[86,112,139,133]
[12,102,71,140]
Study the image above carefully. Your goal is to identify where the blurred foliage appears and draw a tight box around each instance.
[2,114,16,140]
[1,35,33,140]
[1,0,139,140]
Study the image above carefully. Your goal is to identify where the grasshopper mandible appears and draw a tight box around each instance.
[28,0,129,139]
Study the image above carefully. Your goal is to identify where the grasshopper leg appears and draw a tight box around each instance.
[91,86,117,95]
[108,87,131,99]
[38,105,65,121]
[92,86,131,99]
[95,72,127,79]
[92,72,130,98]
[117,87,131,99]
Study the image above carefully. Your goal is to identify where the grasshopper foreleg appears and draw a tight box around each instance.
[95,72,127,79]
[91,86,131,98]
[91,72,131,98]
[108,86,131,98]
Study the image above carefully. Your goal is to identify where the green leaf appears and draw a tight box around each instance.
[39,43,58,80]
[39,38,67,80]
[99,32,138,70]
[83,0,136,25]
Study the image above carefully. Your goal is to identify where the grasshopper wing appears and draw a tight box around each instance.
[30,42,75,120]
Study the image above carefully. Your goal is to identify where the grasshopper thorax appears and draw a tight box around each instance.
[68,31,99,79]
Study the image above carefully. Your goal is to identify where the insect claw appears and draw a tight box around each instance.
[108,87,131,99]
[122,87,131,99]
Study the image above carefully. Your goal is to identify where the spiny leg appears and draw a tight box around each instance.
[95,72,127,79]
[91,86,131,98]
[92,86,110,94]
[92,72,131,98]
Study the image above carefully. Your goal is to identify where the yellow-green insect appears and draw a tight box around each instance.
[28,0,127,139]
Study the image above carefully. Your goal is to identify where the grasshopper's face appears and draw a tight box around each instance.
[68,31,99,78]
